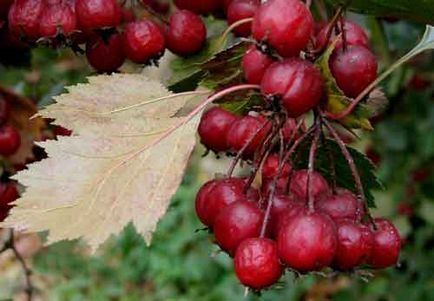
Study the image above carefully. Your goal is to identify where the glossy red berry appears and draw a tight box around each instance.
[174,0,221,15]
[316,20,369,50]
[252,0,313,57]
[274,204,306,237]
[166,10,206,56]
[0,99,10,125]
[277,211,337,271]
[8,0,44,40]
[123,20,165,64]
[330,45,378,98]
[261,59,324,117]
[262,153,292,179]
[75,0,120,32]
[289,169,330,202]
[264,194,303,237]
[195,179,218,226]
[234,238,282,289]
[368,218,401,268]
[86,33,125,73]
[317,189,364,222]
[242,45,274,85]
[226,115,271,158]
[0,125,21,156]
[333,219,373,270]
[227,0,259,37]
[39,1,77,38]
[198,107,238,152]
[214,200,264,255]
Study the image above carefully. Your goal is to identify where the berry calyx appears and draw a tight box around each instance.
[86,32,125,73]
[261,59,324,117]
[368,218,401,268]
[289,169,330,203]
[234,238,283,289]
[317,189,364,222]
[75,0,121,33]
[316,20,369,50]
[252,0,313,57]
[242,45,274,85]
[0,125,21,156]
[227,0,259,37]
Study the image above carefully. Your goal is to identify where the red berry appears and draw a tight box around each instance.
[0,99,11,125]
[0,125,21,156]
[242,45,273,85]
[8,0,44,40]
[289,169,330,202]
[198,107,238,152]
[333,219,373,270]
[262,153,292,179]
[226,115,271,158]
[75,0,120,32]
[39,1,77,38]
[123,20,165,64]
[277,211,337,271]
[261,59,324,117]
[316,20,369,50]
[263,194,303,237]
[86,33,125,73]
[261,175,290,197]
[234,238,282,289]
[227,0,259,37]
[174,0,221,15]
[274,204,306,237]
[368,218,401,268]
[166,10,206,56]
[252,0,313,57]
[330,45,378,98]
[195,179,218,226]
[317,189,364,222]
[214,200,263,255]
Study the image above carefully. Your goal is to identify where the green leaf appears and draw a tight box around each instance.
[328,0,434,25]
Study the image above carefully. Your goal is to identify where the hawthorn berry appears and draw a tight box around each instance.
[39,2,77,38]
[261,59,324,117]
[75,0,121,33]
[0,181,19,207]
[282,118,298,142]
[252,0,313,57]
[214,200,263,255]
[317,189,364,221]
[264,194,303,237]
[195,179,218,226]
[242,45,274,85]
[8,0,44,40]
[86,33,125,73]
[0,125,21,156]
[174,0,222,15]
[123,20,165,64]
[277,211,337,271]
[262,153,292,179]
[289,169,330,202]
[316,20,369,50]
[198,107,238,152]
[234,238,283,289]
[166,10,207,56]
[227,0,259,37]
[273,204,306,237]
[0,99,10,125]
[368,218,401,268]
[330,45,378,98]
[261,175,290,197]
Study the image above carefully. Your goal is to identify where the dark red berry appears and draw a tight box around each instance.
[166,10,206,56]
[277,211,337,271]
[86,33,125,73]
[368,218,401,268]
[75,0,120,32]
[274,204,306,237]
[214,200,263,255]
[227,0,259,37]
[263,194,303,237]
[234,238,282,289]
[261,59,324,117]
[242,45,273,85]
[0,125,21,156]
[317,189,364,222]
[316,20,369,50]
[226,115,271,158]
[289,169,330,202]
[252,0,313,57]
[39,1,77,38]
[0,99,11,125]
[123,20,165,64]
[174,0,221,15]
[198,107,238,152]
[8,0,44,40]
[333,219,373,270]
[195,179,218,226]
[330,45,378,98]
[223,0,234,12]
[262,153,292,179]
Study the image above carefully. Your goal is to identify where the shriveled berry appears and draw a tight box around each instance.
[0,99,10,125]
[214,200,263,255]
[262,153,292,179]
[198,107,238,152]
[316,20,369,50]
[330,45,378,98]
[368,218,401,268]
[252,0,313,57]
[277,211,337,271]
[174,0,221,15]
[261,59,324,117]
[227,0,259,37]
[75,0,121,32]
[0,125,21,156]
[86,33,125,73]
[334,219,373,270]
[166,10,206,56]
[39,2,77,38]
[289,169,330,202]
[8,0,44,40]
[234,238,282,289]
[123,20,165,64]
[242,45,273,84]
[317,189,364,222]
